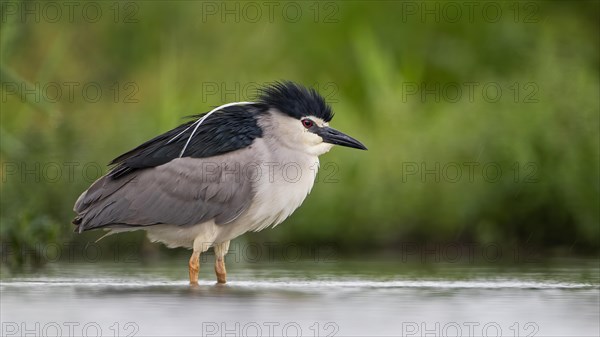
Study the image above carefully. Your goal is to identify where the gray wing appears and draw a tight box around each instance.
[73,150,257,232]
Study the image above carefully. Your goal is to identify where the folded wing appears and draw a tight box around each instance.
[73,149,258,232]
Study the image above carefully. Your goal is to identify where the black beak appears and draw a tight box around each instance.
[316,126,367,150]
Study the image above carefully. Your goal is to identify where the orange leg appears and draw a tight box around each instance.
[215,256,226,284]
[214,241,230,284]
[189,251,200,285]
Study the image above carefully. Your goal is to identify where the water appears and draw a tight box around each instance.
[1,259,598,336]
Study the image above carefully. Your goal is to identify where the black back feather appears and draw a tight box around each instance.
[108,104,266,179]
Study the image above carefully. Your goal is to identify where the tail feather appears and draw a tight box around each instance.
[72,173,136,232]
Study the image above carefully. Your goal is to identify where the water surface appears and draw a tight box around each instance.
[1,259,598,336]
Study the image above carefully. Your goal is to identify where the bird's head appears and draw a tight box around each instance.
[258,81,367,156]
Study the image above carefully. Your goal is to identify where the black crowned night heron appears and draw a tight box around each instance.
[73,81,366,285]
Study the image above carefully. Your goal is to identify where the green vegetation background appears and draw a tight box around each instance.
[1,1,598,267]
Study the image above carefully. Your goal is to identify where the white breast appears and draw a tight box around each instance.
[210,138,320,243]
[246,155,318,232]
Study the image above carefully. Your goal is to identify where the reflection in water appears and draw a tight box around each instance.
[1,260,599,336]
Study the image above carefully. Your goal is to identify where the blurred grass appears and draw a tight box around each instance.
[1,0,598,267]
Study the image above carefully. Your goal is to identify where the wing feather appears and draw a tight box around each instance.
[73,149,258,232]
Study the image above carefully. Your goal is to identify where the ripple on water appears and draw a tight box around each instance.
[1,277,597,290]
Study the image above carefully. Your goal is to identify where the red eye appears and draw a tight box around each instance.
[302,119,314,128]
